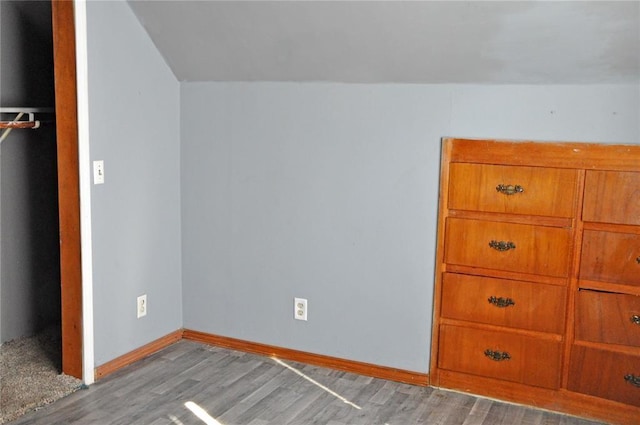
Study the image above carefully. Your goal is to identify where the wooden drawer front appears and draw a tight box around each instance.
[438,325,562,389]
[580,230,640,287]
[575,290,640,346]
[583,170,640,226]
[445,218,572,277]
[568,345,640,407]
[441,273,566,334]
[448,163,577,217]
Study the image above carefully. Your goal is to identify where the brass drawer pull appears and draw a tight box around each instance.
[624,374,640,387]
[488,296,515,308]
[496,184,524,195]
[484,349,511,361]
[631,315,640,325]
[636,256,640,264]
[489,240,516,251]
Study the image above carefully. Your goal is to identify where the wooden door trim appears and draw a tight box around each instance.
[52,0,83,379]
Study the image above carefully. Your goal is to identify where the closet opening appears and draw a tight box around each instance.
[1,1,83,420]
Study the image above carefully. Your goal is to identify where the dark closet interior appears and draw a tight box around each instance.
[1,0,61,360]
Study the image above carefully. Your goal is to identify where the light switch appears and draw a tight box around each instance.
[93,160,104,184]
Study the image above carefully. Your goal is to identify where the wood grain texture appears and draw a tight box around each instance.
[0,120,39,129]
[183,329,428,386]
[579,279,640,297]
[95,330,183,379]
[433,139,640,425]
[568,345,640,407]
[575,290,640,346]
[447,138,640,171]
[10,341,609,425]
[445,217,573,278]
[52,0,83,380]
[448,163,577,218]
[580,230,640,288]
[448,208,573,228]
[560,169,587,390]
[583,170,640,226]
[439,368,638,425]
[444,264,569,286]
[438,324,563,390]
[441,273,566,334]
[583,221,640,235]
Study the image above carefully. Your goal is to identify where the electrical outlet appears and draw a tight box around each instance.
[137,294,147,318]
[294,297,307,321]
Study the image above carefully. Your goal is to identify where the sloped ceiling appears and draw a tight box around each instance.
[128,0,640,84]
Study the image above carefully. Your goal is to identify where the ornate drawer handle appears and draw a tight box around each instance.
[489,240,516,251]
[484,349,511,361]
[631,315,640,325]
[488,296,515,308]
[624,374,640,387]
[636,256,640,264]
[496,184,524,195]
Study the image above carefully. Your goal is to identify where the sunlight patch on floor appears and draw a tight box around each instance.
[168,414,185,424]
[185,401,225,425]
[272,357,362,410]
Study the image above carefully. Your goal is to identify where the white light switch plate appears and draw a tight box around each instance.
[93,160,104,184]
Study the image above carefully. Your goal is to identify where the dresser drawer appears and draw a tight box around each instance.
[568,345,640,407]
[445,218,572,277]
[438,325,562,389]
[580,230,640,287]
[583,170,640,226]
[575,290,640,346]
[449,163,577,217]
[441,273,565,333]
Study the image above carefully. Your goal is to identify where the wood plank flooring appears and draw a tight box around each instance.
[9,341,607,425]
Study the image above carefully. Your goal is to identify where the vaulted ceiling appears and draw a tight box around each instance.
[128,1,640,84]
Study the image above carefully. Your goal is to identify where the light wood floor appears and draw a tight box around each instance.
[9,341,606,425]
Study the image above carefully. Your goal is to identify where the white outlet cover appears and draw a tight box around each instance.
[294,297,307,321]
[137,294,147,318]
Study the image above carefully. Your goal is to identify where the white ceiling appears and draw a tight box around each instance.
[128,1,640,84]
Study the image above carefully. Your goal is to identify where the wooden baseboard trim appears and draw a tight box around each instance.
[94,328,428,386]
[95,329,183,380]
[183,329,428,386]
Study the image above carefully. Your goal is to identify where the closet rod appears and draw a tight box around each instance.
[0,120,40,129]
[0,107,55,143]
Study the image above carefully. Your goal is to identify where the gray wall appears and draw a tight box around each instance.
[86,0,182,365]
[82,0,640,373]
[0,1,60,343]
[181,82,639,373]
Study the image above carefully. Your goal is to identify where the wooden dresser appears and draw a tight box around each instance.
[430,138,640,425]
